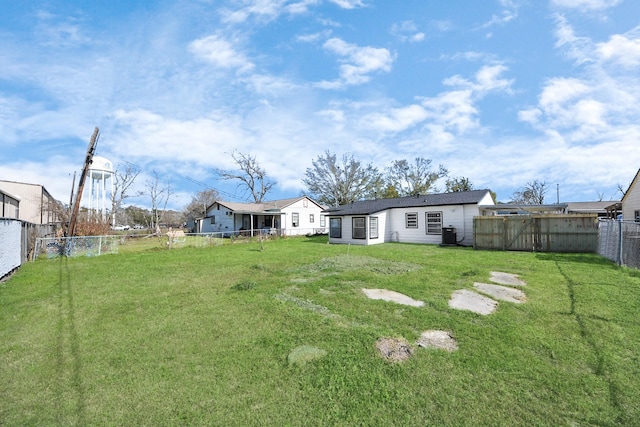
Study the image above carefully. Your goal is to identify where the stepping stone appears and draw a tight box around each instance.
[490,271,526,287]
[362,289,425,307]
[473,282,527,304]
[449,289,498,315]
[416,330,458,352]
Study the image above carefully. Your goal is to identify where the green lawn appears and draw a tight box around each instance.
[2,235,639,426]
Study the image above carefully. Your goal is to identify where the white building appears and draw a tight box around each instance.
[198,196,328,236]
[324,190,495,246]
[622,168,640,222]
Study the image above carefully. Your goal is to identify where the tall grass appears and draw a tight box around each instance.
[1,236,639,426]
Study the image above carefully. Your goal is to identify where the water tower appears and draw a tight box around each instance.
[87,156,114,224]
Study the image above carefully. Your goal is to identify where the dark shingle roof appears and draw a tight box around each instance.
[323,189,492,216]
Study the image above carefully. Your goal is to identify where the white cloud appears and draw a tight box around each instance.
[363,104,429,132]
[597,32,640,68]
[550,0,622,12]
[188,35,254,72]
[390,21,425,43]
[317,38,394,88]
[328,0,366,9]
[443,64,513,94]
[219,0,322,24]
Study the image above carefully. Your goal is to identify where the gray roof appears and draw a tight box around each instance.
[213,196,325,214]
[323,189,492,216]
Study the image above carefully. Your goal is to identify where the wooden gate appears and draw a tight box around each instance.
[473,214,599,252]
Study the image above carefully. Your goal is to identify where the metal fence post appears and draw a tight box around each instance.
[617,219,623,266]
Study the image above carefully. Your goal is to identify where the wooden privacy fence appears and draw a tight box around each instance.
[473,214,599,252]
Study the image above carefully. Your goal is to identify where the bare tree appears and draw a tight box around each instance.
[183,189,219,223]
[303,151,383,206]
[218,151,275,203]
[511,180,548,204]
[445,176,474,193]
[385,158,448,196]
[111,162,141,226]
[145,170,171,235]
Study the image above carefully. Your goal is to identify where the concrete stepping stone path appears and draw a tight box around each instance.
[490,271,526,287]
[362,288,425,307]
[473,282,527,304]
[448,289,498,315]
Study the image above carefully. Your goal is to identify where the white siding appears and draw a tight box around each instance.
[622,173,640,222]
[281,198,327,236]
[0,181,55,224]
[328,201,491,246]
[202,204,235,233]
[328,213,388,245]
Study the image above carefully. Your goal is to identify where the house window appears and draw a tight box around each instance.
[310,214,314,223]
[635,210,640,222]
[330,218,342,238]
[320,215,326,227]
[292,212,299,227]
[210,216,215,224]
[303,199,309,207]
[406,212,418,228]
[426,212,442,235]
[370,217,378,239]
[352,217,366,239]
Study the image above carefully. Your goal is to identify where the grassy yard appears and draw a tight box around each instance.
[1,235,639,426]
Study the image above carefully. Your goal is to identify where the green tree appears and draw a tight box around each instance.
[303,151,383,206]
[385,158,448,196]
[445,176,474,193]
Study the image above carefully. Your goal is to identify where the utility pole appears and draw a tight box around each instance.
[68,127,100,238]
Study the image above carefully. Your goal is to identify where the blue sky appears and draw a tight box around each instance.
[1,0,639,210]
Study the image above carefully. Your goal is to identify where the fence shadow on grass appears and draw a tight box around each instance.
[535,252,617,267]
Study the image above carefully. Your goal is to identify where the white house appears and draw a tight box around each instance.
[323,189,495,246]
[622,168,640,222]
[198,196,328,236]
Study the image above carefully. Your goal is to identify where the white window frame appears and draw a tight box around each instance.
[292,212,299,227]
[369,217,378,239]
[406,212,418,228]
[320,215,326,227]
[426,211,442,235]
[352,217,366,239]
[310,214,314,223]
[330,217,342,238]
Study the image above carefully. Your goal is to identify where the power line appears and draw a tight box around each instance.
[184,176,243,201]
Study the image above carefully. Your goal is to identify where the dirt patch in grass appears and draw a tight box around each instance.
[288,345,328,366]
[375,337,413,362]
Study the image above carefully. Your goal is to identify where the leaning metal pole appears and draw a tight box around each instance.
[67,127,100,240]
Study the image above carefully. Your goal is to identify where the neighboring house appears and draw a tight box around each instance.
[1,188,20,219]
[566,201,620,218]
[198,196,328,236]
[323,189,495,246]
[0,180,60,225]
[621,168,640,222]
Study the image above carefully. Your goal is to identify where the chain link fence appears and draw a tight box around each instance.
[598,219,640,269]
[34,236,120,259]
